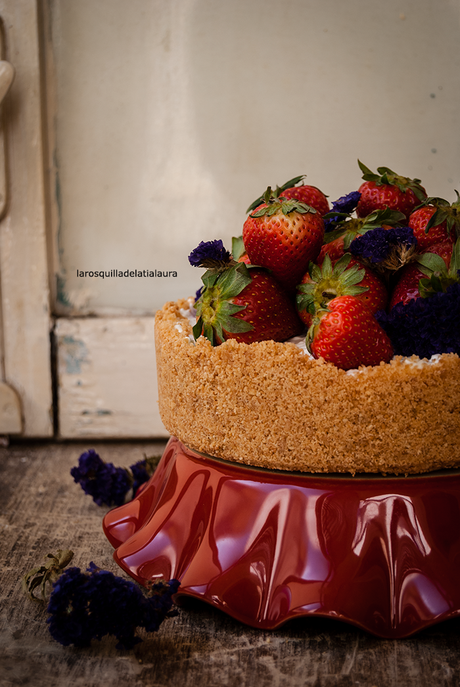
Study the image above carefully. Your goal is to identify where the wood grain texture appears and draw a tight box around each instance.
[1,441,460,687]
[55,317,168,438]
[0,0,53,437]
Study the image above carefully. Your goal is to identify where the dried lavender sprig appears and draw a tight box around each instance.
[71,449,160,507]
[47,564,179,650]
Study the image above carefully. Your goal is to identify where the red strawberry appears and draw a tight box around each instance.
[237,253,251,265]
[297,253,387,327]
[409,206,452,250]
[222,268,302,343]
[408,193,460,250]
[306,295,394,370]
[189,240,302,345]
[280,184,329,216]
[243,190,324,292]
[388,263,426,309]
[389,241,454,309]
[318,234,347,264]
[356,161,426,220]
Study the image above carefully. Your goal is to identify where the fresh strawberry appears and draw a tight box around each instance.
[356,161,426,220]
[318,234,348,264]
[388,263,426,309]
[220,268,302,343]
[246,175,329,216]
[306,295,393,370]
[296,253,387,326]
[279,184,329,216]
[243,187,325,292]
[389,240,455,309]
[189,240,302,345]
[408,192,460,250]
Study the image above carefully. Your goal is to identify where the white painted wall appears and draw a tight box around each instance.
[48,0,460,315]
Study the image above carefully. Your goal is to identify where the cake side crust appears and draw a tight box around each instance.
[155,300,460,475]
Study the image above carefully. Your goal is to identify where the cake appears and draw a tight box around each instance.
[155,298,460,475]
[156,168,460,475]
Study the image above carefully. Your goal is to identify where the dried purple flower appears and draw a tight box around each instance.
[375,282,460,358]
[129,458,154,495]
[323,214,343,233]
[46,562,180,650]
[188,240,231,268]
[331,191,361,214]
[70,449,130,507]
[349,226,416,264]
[71,451,160,507]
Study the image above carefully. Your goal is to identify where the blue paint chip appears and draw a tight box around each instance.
[62,336,89,374]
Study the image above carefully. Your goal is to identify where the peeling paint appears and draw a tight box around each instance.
[61,336,89,374]
[56,273,72,307]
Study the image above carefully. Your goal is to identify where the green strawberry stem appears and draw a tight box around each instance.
[193,262,254,345]
[358,160,426,202]
[415,238,460,297]
[323,208,406,248]
[246,175,306,214]
[231,235,246,261]
[250,194,317,219]
[420,191,460,237]
[296,253,368,316]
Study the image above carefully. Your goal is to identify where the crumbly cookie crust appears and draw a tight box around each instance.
[155,299,460,475]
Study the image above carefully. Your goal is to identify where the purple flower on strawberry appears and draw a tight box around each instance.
[323,192,361,232]
[188,240,231,268]
[349,226,417,264]
[376,282,460,358]
[331,191,361,214]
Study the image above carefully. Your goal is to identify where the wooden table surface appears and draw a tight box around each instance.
[1,440,460,687]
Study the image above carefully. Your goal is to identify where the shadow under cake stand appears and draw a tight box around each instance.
[103,436,460,638]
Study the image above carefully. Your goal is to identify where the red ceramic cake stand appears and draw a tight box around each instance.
[103,436,460,638]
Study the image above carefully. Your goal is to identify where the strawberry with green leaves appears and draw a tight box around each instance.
[356,161,427,220]
[389,240,458,309]
[408,192,460,250]
[189,240,302,346]
[376,238,460,358]
[319,208,406,263]
[296,253,387,326]
[306,295,394,370]
[247,175,330,216]
[243,185,325,292]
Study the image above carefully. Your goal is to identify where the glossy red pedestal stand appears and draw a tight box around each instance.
[103,436,460,638]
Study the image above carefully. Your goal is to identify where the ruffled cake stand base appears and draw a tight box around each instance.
[103,436,460,638]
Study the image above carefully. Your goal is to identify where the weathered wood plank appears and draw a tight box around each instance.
[0,0,53,437]
[55,317,168,438]
[1,441,460,687]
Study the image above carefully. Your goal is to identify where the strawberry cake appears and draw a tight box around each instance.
[155,168,460,475]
